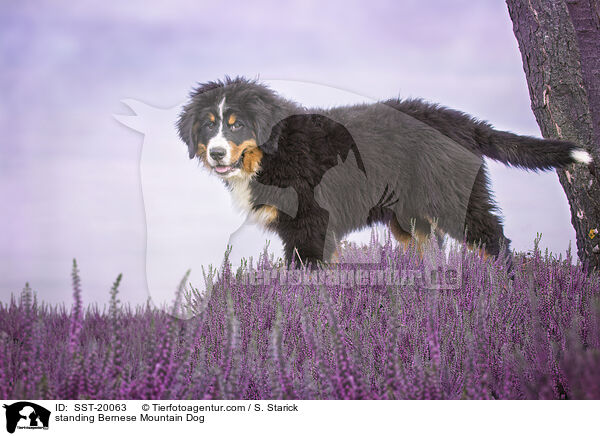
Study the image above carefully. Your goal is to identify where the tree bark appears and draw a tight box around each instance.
[506,0,600,270]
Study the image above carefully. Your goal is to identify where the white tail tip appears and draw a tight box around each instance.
[571,149,592,164]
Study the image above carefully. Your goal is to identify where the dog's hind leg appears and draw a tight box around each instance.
[389,217,412,246]
[389,216,431,255]
[463,168,513,270]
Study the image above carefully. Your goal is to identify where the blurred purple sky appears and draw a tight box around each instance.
[0,0,575,306]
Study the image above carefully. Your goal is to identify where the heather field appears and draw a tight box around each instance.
[1,236,600,400]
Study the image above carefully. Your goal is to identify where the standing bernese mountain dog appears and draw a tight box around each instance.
[177,77,591,268]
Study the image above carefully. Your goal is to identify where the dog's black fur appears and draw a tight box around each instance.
[178,77,591,267]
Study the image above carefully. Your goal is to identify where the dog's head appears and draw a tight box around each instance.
[177,77,291,179]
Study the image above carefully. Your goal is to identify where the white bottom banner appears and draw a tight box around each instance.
[1,400,596,435]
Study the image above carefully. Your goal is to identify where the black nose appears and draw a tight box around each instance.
[209,147,226,161]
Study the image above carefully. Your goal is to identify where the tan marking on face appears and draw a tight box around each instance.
[208,113,215,122]
[227,139,259,168]
[228,113,237,125]
[195,142,207,156]
[195,143,210,168]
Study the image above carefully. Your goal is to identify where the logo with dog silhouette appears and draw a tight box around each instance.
[3,402,50,433]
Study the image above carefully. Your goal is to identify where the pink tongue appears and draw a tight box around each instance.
[215,166,231,174]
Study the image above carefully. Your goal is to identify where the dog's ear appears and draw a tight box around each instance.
[250,93,289,155]
[252,113,280,154]
[178,80,227,159]
[177,104,198,159]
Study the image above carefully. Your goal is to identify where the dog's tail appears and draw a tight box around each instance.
[389,98,592,170]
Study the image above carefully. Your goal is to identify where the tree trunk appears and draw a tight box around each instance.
[506,0,600,270]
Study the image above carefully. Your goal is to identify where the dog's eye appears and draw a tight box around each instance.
[230,121,244,132]
[206,121,216,130]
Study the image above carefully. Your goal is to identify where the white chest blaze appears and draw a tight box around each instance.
[228,175,253,214]
[227,176,274,227]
